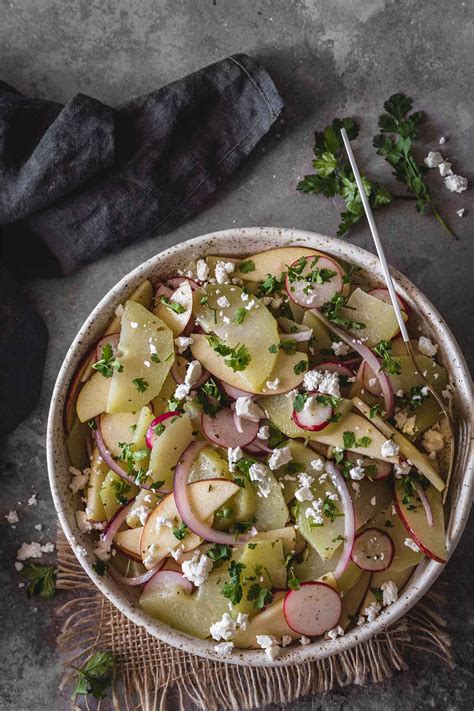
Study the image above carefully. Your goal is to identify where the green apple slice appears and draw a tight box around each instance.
[252,526,304,556]
[261,392,352,439]
[352,396,445,491]
[66,418,90,469]
[232,593,296,648]
[302,310,334,363]
[85,448,109,521]
[130,406,155,450]
[252,470,289,531]
[359,565,415,614]
[394,480,447,563]
[107,301,174,413]
[76,371,111,423]
[104,279,154,336]
[151,372,177,416]
[295,546,363,594]
[341,288,408,347]
[99,471,138,520]
[153,280,193,337]
[148,411,195,487]
[339,570,371,629]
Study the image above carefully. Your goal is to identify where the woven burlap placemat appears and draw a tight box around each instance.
[56,531,453,710]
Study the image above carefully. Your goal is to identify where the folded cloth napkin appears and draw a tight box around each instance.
[0,54,283,434]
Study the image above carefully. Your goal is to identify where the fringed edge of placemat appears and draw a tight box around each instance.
[56,531,453,711]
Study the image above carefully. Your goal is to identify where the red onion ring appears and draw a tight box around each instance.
[173,441,251,545]
[101,499,136,549]
[414,482,434,527]
[166,276,200,291]
[108,559,164,587]
[311,310,394,418]
[94,422,147,488]
[324,461,355,579]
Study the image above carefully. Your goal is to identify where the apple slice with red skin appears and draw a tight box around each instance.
[394,480,447,563]
[140,478,239,567]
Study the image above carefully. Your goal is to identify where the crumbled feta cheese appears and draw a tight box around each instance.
[196,259,209,282]
[381,580,398,606]
[331,340,350,356]
[418,336,438,357]
[185,359,202,386]
[14,561,24,572]
[215,261,235,284]
[438,160,453,177]
[27,494,38,506]
[268,446,293,471]
[75,511,93,533]
[326,625,345,640]
[352,482,360,497]
[364,601,381,622]
[210,612,237,641]
[439,136,446,145]
[94,539,111,562]
[174,382,190,400]
[174,336,194,353]
[311,458,325,472]
[241,292,249,302]
[370,496,377,506]
[380,439,400,458]
[304,498,324,525]
[155,516,173,530]
[182,552,213,586]
[169,545,185,561]
[303,369,340,398]
[394,460,411,477]
[115,304,124,318]
[214,641,234,654]
[236,612,249,630]
[217,295,230,308]
[299,635,311,646]
[256,635,281,660]
[235,397,264,422]
[295,472,315,502]
[457,208,466,218]
[128,505,151,527]
[265,378,280,390]
[281,635,293,647]
[349,459,365,480]
[5,510,19,525]
[244,299,257,311]
[422,428,444,453]
[444,174,468,193]
[228,446,243,472]
[257,425,270,441]
[396,389,404,398]
[17,542,43,561]
[424,151,443,168]
[404,537,420,553]
[69,466,90,494]
[249,463,271,497]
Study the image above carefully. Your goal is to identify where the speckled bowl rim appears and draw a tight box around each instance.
[47,227,473,667]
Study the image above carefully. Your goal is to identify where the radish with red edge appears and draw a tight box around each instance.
[351,528,394,572]
[95,333,120,362]
[154,284,173,299]
[369,288,409,316]
[286,255,344,309]
[283,582,342,636]
[220,381,255,400]
[143,568,194,595]
[292,395,333,432]
[146,411,181,449]
[166,276,200,291]
[202,407,258,448]
[344,451,392,480]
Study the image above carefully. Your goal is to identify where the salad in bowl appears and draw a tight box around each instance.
[63,244,455,661]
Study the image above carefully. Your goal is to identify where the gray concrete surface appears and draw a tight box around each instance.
[1,1,473,709]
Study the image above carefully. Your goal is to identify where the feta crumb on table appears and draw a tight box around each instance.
[444,174,468,193]
[5,510,19,525]
[424,151,443,168]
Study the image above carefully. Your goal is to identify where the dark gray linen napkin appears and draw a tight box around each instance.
[0,54,283,434]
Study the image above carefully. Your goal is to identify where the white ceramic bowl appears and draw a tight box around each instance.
[47,227,473,666]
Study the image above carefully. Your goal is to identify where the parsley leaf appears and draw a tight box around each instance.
[21,564,56,599]
[92,561,107,576]
[132,377,148,393]
[293,360,308,375]
[222,561,246,605]
[71,651,115,701]
[160,295,186,314]
[246,583,273,609]
[92,343,123,379]
[172,522,188,540]
[206,544,232,564]
[238,259,256,273]
[321,293,366,330]
[370,586,384,605]
[297,117,392,237]
[206,335,251,372]
[373,340,402,375]
[258,273,285,296]
[110,478,131,505]
[233,307,247,325]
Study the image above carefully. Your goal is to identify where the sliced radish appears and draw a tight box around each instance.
[146,411,182,449]
[154,283,173,300]
[325,461,355,578]
[95,333,120,362]
[312,361,354,379]
[283,582,342,636]
[166,276,200,291]
[143,568,193,595]
[344,451,392,480]
[171,355,209,388]
[220,381,255,400]
[362,361,384,396]
[108,560,164,587]
[368,288,409,315]
[244,437,272,455]
[202,407,258,448]
[285,255,344,309]
[173,441,250,545]
[310,310,395,418]
[351,527,394,571]
[292,395,333,431]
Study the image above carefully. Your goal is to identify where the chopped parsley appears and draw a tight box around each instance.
[132,377,148,393]
[258,272,285,296]
[238,259,256,273]
[110,478,131,505]
[342,431,372,449]
[160,295,186,314]
[293,360,308,375]
[71,651,115,702]
[207,544,232,564]
[151,353,161,364]
[92,343,123,378]
[221,561,246,605]
[21,564,57,599]
[92,561,107,576]
[246,583,273,609]
[195,377,228,416]
[206,334,251,372]
[172,522,188,540]
[321,293,366,330]
[370,587,384,605]
[399,385,429,410]
[373,340,402,375]
[369,404,381,419]
[323,495,341,522]
[233,307,247,325]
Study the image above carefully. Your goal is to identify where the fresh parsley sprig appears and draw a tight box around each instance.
[21,564,57,599]
[71,651,115,702]
[92,343,123,378]
[373,340,402,375]
[297,117,392,236]
[206,334,251,372]
[373,93,457,239]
